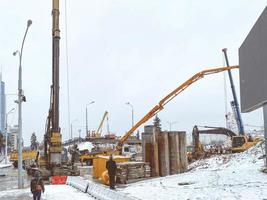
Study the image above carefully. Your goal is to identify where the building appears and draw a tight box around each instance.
[0,74,6,133]
[9,125,18,151]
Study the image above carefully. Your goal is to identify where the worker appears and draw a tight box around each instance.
[106,155,117,190]
[69,144,81,169]
[30,171,44,200]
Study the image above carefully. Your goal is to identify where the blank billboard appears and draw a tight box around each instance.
[239,6,267,113]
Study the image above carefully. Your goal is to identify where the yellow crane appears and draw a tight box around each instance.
[116,65,239,152]
[95,111,109,138]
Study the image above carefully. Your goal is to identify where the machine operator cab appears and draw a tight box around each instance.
[231,135,256,153]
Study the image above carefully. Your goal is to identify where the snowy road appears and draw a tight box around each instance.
[0,166,31,191]
[0,185,95,200]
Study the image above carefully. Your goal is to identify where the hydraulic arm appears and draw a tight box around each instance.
[117,65,239,150]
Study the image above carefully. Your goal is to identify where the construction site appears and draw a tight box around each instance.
[0,1,267,200]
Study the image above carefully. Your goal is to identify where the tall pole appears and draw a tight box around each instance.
[126,102,134,127]
[71,118,78,139]
[5,108,15,164]
[166,121,178,131]
[85,101,95,138]
[13,19,32,189]
[86,107,88,137]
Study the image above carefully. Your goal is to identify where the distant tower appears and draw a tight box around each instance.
[0,73,6,133]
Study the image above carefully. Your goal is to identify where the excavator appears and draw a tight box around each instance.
[222,49,259,153]
[190,124,259,163]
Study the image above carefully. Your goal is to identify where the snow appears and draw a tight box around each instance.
[0,158,12,169]
[0,185,95,200]
[78,142,94,151]
[119,142,267,200]
[0,163,12,169]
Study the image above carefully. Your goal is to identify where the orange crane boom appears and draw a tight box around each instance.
[117,65,239,150]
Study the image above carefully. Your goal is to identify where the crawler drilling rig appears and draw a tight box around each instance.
[39,0,79,177]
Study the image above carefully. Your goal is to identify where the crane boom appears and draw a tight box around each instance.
[222,48,244,135]
[96,111,109,136]
[117,65,239,150]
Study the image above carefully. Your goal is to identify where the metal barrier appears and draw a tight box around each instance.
[66,176,89,192]
[66,176,134,200]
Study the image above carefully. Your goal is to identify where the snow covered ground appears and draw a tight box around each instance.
[0,185,95,200]
[119,142,267,200]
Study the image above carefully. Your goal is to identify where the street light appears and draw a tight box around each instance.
[71,118,78,139]
[166,121,179,131]
[86,101,95,138]
[13,19,32,189]
[5,108,15,164]
[125,102,134,128]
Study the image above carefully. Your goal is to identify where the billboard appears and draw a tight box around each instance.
[239,6,267,113]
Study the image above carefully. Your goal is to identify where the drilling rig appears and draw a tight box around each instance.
[38,0,79,177]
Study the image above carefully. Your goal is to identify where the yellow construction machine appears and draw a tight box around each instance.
[10,150,38,168]
[96,65,239,185]
[191,125,260,162]
[116,65,239,152]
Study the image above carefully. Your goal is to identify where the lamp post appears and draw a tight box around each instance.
[13,19,32,189]
[5,108,15,164]
[166,121,178,131]
[85,101,95,138]
[125,102,134,128]
[71,118,78,139]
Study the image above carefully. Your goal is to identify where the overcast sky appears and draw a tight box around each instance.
[0,0,265,146]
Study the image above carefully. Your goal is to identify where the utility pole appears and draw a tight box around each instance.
[85,101,95,138]
[13,19,32,189]
[125,102,134,127]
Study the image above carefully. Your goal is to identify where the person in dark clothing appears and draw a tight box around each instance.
[106,155,117,189]
[30,171,45,200]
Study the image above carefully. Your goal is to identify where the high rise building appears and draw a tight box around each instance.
[0,74,6,133]
[9,125,18,151]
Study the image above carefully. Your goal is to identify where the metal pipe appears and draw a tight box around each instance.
[13,19,32,189]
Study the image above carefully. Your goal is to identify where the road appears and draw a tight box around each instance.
[0,165,95,200]
[0,165,31,191]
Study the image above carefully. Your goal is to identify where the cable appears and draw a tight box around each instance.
[65,0,71,140]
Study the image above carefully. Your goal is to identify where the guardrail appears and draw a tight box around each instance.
[66,176,134,200]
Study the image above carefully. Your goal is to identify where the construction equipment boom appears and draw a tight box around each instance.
[96,111,109,137]
[222,48,244,135]
[117,65,239,151]
[43,0,62,170]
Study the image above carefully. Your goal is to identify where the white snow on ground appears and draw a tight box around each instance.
[0,163,12,168]
[119,142,267,200]
[0,158,12,169]
[78,142,94,151]
[0,185,95,200]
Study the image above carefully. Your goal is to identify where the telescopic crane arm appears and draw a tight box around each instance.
[117,65,239,150]
[96,111,109,136]
[222,48,244,135]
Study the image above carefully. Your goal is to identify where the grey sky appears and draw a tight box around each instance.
[0,0,265,145]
